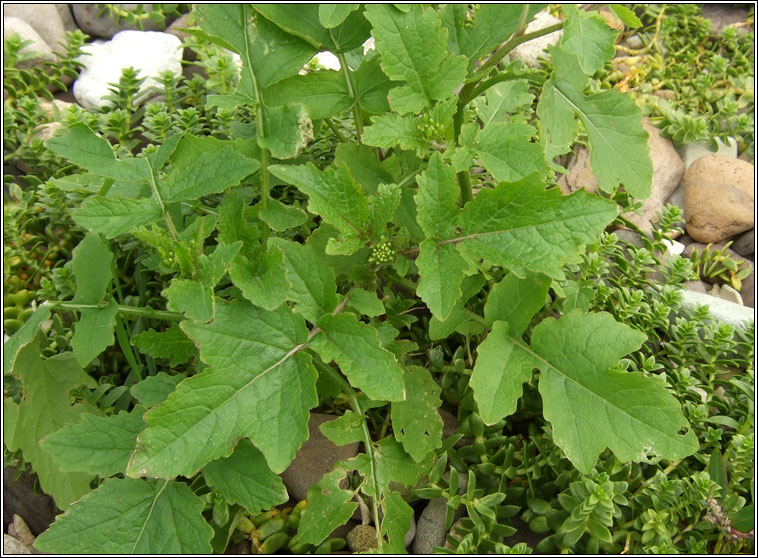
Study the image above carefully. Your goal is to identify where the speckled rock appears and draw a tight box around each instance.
[72,4,167,39]
[412,471,468,554]
[3,4,68,55]
[509,11,563,68]
[3,534,32,555]
[3,17,56,69]
[684,155,754,243]
[731,229,755,258]
[7,515,34,548]
[73,30,182,110]
[740,269,754,308]
[280,413,360,502]
[38,99,74,120]
[710,284,744,305]
[346,524,378,553]
[682,280,708,294]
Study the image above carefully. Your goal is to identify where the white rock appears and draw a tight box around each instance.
[678,289,753,329]
[3,4,67,55]
[509,11,563,68]
[362,37,375,54]
[3,534,33,555]
[3,16,56,68]
[661,238,685,264]
[311,51,341,71]
[73,31,182,110]
[624,34,644,49]
[716,284,744,305]
[678,136,738,171]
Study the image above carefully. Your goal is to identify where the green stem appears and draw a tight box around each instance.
[317,364,384,551]
[337,51,363,143]
[324,117,348,143]
[146,160,178,240]
[457,170,473,206]
[453,18,564,139]
[241,5,272,232]
[43,300,184,321]
[465,71,545,107]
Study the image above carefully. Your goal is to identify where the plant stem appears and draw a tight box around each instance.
[43,300,184,321]
[317,363,384,551]
[337,51,363,143]
[146,160,178,240]
[324,117,348,143]
[457,170,473,206]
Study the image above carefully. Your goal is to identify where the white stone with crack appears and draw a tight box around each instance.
[73,30,182,110]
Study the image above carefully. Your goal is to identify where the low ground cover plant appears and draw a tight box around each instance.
[3,4,754,554]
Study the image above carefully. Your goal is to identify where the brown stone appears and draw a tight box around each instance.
[684,155,755,243]
[280,413,360,502]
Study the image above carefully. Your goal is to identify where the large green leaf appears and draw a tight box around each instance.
[391,366,443,461]
[34,478,212,554]
[259,103,313,160]
[130,373,185,408]
[457,172,618,280]
[270,163,368,255]
[69,234,118,365]
[269,238,338,323]
[159,147,259,202]
[132,325,197,367]
[195,5,315,90]
[362,113,430,157]
[318,4,360,28]
[471,311,699,472]
[71,300,119,367]
[256,197,308,232]
[254,4,371,52]
[333,144,400,195]
[71,233,113,304]
[353,56,393,114]
[263,71,353,119]
[364,4,467,114]
[414,153,467,319]
[45,123,150,182]
[441,4,544,69]
[41,410,145,477]
[203,439,288,514]
[128,301,316,477]
[532,311,699,472]
[471,121,548,182]
[559,5,618,75]
[72,196,162,238]
[3,305,50,373]
[293,467,357,546]
[382,491,415,553]
[538,47,652,199]
[470,320,541,424]
[310,313,406,402]
[473,80,534,127]
[6,343,95,510]
[229,247,289,311]
[483,271,551,332]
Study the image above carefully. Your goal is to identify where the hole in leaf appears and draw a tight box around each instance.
[677,427,689,436]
